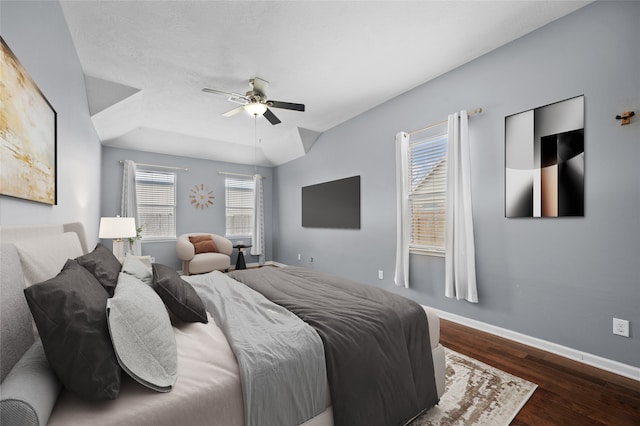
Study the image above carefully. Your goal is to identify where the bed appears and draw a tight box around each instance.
[0,222,446,426]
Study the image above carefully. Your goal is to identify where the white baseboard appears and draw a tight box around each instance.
[229,260,287,271]
[427,307,640,382]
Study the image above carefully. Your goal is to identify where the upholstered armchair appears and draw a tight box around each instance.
[176,233,233,275]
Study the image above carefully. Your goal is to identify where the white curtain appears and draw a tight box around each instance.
[120,160,141,256]
[250,174,265,264]
[394,132,410,288]
[445,111,478,303]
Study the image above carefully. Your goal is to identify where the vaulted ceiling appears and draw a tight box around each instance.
[60,1,590,167]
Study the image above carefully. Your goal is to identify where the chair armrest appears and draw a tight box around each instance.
[176,235,195,261]
[211,235,233,256]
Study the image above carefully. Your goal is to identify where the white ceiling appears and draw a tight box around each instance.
[60,0,590,167]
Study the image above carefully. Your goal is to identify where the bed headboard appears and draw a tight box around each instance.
[0,222,89,254]
[0,222,89,381]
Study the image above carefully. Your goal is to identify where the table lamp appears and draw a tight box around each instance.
[99,217,137,260]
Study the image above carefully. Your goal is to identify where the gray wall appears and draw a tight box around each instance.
[101,147,273,270]
[0,1,102,244]
[274,2,640,368]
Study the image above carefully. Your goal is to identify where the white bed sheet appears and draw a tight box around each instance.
[48,313,246,426]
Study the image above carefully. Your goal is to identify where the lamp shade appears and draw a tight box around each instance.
[99,217,137,239]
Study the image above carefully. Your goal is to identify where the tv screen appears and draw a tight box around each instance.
[302,176,360,229]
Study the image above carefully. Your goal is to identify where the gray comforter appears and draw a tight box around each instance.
[228,267,438,426]
[185,271,327,426]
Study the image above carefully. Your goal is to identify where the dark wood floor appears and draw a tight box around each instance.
[439,319,640,425]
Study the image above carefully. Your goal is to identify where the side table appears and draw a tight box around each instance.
[233,244,252,270]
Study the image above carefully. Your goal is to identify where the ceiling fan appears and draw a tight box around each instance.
[202,77,305,125]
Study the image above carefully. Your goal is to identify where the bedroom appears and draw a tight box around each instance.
[1,0,638,424]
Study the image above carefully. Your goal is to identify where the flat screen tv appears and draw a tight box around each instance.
[302,176,360,229]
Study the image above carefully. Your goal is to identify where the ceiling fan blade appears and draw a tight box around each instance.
[263,108,281,125]
[250,77,269,96]
[267,100,305,112]
[202,88,249,102]
[222,106,245,117]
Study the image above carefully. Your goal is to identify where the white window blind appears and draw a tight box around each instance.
[225,177,255,237]
[135,170,176,239]
[408,128,448,253]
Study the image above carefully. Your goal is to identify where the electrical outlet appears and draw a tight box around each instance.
[297,253,301,261]
[613,318,630,337]
[378,270,384,280]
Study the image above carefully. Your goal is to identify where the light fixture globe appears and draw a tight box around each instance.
[244,102,267,116]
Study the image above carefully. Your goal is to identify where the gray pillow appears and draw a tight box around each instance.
[0,341,61,426]
[121,254,153,285]
[23,259,121,401]
[152,263,208,323]
[76,243,122,296]
[107,273,177,392]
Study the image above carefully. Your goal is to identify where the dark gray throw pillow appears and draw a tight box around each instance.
[152,263,208,323]
[75,243,122,297]
[23,259,121,401]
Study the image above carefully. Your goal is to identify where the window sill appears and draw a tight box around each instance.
[410,248,445,258]
[141,237,177,243]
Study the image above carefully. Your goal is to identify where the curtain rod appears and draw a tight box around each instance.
[218,171,266,180]
[407,107,483,136]
[119,160,188,172]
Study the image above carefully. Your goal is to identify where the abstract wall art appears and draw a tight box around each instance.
[505,95,584,218]
[1,36,57,205]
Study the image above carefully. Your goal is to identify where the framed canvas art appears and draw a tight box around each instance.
[505,95,584,217]
[1,36,57,205]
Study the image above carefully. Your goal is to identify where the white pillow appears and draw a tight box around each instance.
[14,233,83,286]
[121,254,153,286]
[106,273,177,392]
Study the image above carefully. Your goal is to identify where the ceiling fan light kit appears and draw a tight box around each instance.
[203,77,305,125]
[245,102,268,116]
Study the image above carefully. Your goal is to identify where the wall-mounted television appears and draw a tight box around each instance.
[302,176,360,229]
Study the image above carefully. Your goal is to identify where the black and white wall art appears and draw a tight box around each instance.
[505,95,584,217]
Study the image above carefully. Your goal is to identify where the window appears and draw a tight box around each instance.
[225,177,255,237]
[408,127,448,254]
[135,170,176,240]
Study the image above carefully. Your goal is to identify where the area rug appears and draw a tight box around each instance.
[411,348,537,425]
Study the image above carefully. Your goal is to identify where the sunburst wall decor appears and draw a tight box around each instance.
[190,184,215,209]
